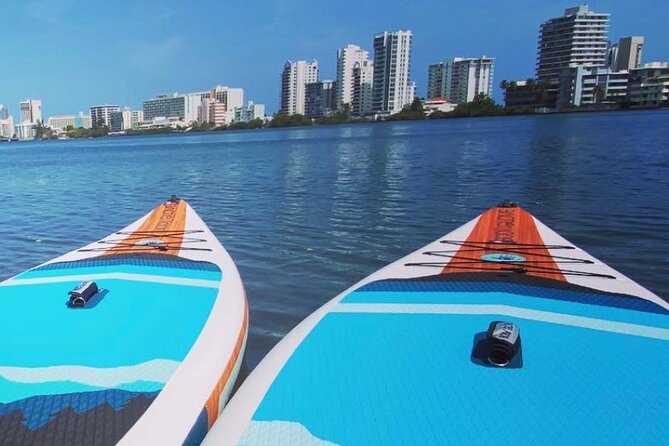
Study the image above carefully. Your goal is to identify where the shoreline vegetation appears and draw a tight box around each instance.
[16,94,669,141]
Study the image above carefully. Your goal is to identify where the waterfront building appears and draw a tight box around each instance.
[557,67,629,108]
[0,105,8,120]
[208,100,228,126]
[0,116,14,138]
[235,101,266,122]
[47,115,76,132]
[616,36,644,71]
[143,94,185,121]
[19,99,43,124]
[502,81,539,110]
[75,112,92,129]
[423,98,457,114]
[351,60,374,117]
[427,63,445,100]
[122,108,144,130]
[427,57,495,103]
[627,62,669,105]
[371,30,414,115]
[305,80,336,119]
[280,60,319,115]
[109,111,124,132]
[536,6,609,107]
[90,105,120,128]
[211,86,244,111]
[47,113,92,132]
[184,93,207,124]
[336,44,371,111]
[15,122,36,140]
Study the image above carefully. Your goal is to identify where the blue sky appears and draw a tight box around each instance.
[0,0,667,117]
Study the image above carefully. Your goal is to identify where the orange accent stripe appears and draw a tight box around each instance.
[105,200,187,255]
[442,206,566,281]
[205,297,249,428]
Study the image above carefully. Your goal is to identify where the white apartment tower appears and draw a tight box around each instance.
[372,30,414,115]
[536,6,610,84]
[336,44,371,111]
[89,105,120,128]
[20,99,42,124]
[280,60,319,115]
[427,57,495,103]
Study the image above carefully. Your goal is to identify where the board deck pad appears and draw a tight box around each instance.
[0,199,247,445]
[204,203,669,446]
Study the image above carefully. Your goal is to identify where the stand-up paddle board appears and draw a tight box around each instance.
[0,197,247,446]
[204,200,668,445]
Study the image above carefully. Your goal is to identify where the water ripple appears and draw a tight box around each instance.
[1,110,668,372]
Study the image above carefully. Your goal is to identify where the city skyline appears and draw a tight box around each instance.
[0,1,668,117]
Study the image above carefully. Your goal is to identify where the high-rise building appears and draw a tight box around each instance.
[211,86,244,111]
[351,60,374,117]
[305,80,336,118]
[109,111,124,132]
[0,105,8,120]
[90,105,120,128]
[427,63,446,100]
[336,44,371,111]
[122,108,144,130]
[280,60,319,115]
[616,36,644,71]
[143,94,186,121]
[20,99,42,124]
[427,57,495,103]
[371,30,414,115]
[0,116,14,138]
[536,6,610,85]
[15,122,36,140]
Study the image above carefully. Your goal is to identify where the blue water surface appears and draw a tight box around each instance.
[0,111,667,370]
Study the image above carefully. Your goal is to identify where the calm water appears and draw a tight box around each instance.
[1,110,668,370]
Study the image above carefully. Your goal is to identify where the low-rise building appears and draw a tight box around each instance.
[423,98,457,114]
[15,122,36,140]
[235,101,266,122]
[627,62,669,106]
[503,81,539,110]
[47,113,92,132]
[557,67,629,108]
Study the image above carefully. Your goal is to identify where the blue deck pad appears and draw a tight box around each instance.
[252,312,669,445]
[15,264,222,282]
[343,291,669,329]
[0,278,217,368]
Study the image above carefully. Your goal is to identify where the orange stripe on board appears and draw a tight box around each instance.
[104,199,187,255]
[205,298,249,428]
[442,206,566,281]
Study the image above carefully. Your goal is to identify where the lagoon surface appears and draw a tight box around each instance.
[1,110,668,370]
